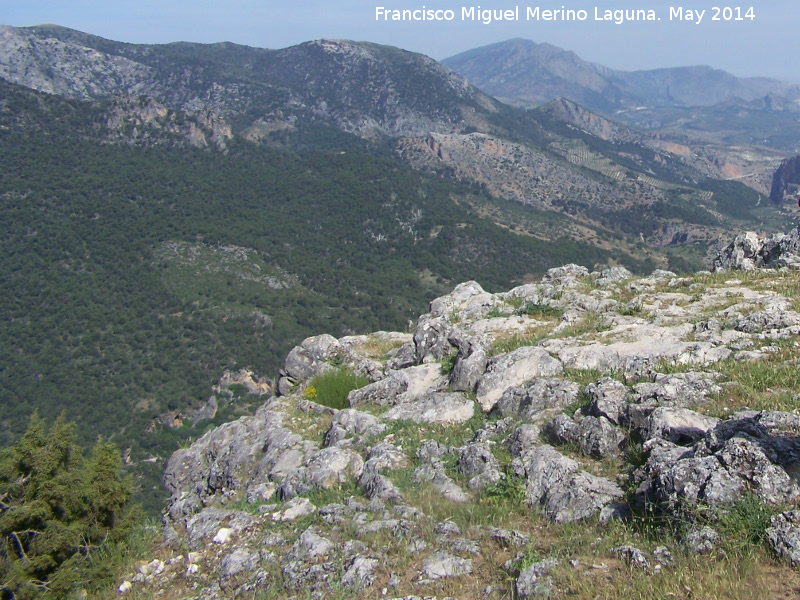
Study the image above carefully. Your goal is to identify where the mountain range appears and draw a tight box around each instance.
[443,38,800,153]
[0,24,798,511]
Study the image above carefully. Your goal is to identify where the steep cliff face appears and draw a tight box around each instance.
[770,155,800,203]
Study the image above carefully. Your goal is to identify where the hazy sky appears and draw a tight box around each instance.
[4,1,797,81]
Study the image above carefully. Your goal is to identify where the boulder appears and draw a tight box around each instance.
[572,416,625,458]
[458,442,503,490]
[495,378,581,422]
[633,371,722,409]
[413,315,455,364]
[524,445,624,523]
[476,347,563,412]
[414,462,469,503]
[642,407,720,445]
[429,280,498,321]
[516,559,557,599]
[586,377,630,425]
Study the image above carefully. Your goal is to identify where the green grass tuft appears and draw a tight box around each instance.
[307,368,369,410]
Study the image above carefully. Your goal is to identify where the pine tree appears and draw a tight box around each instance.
[0,412,134,599]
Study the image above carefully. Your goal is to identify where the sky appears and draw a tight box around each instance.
[3,1,798,81]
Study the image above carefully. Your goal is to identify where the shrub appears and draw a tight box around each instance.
[307,369,369,410]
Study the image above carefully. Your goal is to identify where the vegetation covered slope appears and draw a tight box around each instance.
[0,79,646,512]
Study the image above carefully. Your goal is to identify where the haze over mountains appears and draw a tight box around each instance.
[0,23,798,509]
[443,38,800,153]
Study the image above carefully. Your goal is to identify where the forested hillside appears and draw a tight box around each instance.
[0,80,640,511]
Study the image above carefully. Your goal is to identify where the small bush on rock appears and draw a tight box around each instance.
[308,369,369,410]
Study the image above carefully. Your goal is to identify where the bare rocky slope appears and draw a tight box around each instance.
[115,229,800,598]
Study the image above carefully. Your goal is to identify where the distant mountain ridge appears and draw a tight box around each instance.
[443,38,800,111]
[0,24,498,140]
[0,24,788,253]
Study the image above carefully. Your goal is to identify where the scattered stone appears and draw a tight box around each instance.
[341,555,380,588]
[544,414,579,446]
[220,548,259,578]
[505,424,542,459]
[586,378,629,425]
[272,497,316,521]
[118,581,133,594]
[488,527,530,548]
[495,378,581,421]
[458,442,503,489]
[422,551,473,580]
[516,559,558,599]
[642,407,720,445]
[525,445,624,523]
[212,528,235,544]
[155,247,800,599]
[286,527,335,560]
[573,415,625,458]
[685,526,720,555]
[434,521,461,536]
[414,463,469,503]
[653,546,674,566]
[613,546,649,570]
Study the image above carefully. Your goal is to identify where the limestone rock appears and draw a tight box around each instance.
[429,280,499,322]
[341,555,380,588]
[414,315,455,364]
[422,551,473,580]
[572,416,625,458]
[495,377,581,422]
[458,442,502,490]
[286,527,335,560]
[613,546,649,570]
[768,511,800,566]
[524,445,624,523]
[449,346,489,393]
[633,371,722,409]
[505,424,542,459]
[516,559,557,599]
[414,462,469,503]
[586,377,630,425]
[642,407,720,445]
[324,409,386,447]
[383,391,475,425]
[476,347,563,412]
[685,526,720,555]
[220,548,260,578]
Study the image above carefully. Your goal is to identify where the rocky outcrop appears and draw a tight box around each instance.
[142,253,800,599]
[770,155,800,203]
[712,226,800,271]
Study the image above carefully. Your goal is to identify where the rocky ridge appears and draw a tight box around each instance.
[124,229,800,598]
